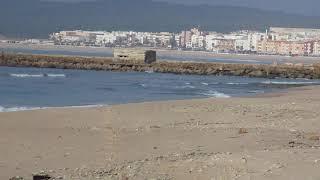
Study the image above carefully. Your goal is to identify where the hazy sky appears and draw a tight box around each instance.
[47,0,320,16]
[157,0,320,16]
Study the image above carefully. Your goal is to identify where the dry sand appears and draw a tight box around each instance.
[1,86,320,179]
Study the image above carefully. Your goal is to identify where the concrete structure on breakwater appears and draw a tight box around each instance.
[113,48,156,64]
[1,53,320,79]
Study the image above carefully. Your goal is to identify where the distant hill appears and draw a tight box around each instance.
[1,0,320,38]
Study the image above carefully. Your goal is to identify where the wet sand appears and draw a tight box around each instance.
[1,86,320,179]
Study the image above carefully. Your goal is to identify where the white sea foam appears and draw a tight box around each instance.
[0,104,106,113]
[46,74,66,77]
[140,83,147,87]
[10,73,66,78]
[10,73,44,78]
[261,81,317,85]
[60,104,105,109]
[201,90,230,98]
[248,90,265,93]
[226,82,249,85]
[180,85,195,89]
[0,106,46,112]
[201,82,209,86]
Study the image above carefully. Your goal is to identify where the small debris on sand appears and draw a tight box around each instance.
[238,128,248,134]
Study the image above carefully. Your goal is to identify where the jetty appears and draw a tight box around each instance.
[1,53,320,79]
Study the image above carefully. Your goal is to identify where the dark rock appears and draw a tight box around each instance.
[33,174,52,180]
[249,70,264,77]
[1,53,319,79]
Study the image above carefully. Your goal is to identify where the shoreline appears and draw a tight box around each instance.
[0,85,314,113]
[1,85,320,179]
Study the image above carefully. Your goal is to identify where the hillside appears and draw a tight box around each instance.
[1,0,320,38]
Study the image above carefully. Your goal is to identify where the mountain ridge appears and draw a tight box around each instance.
[1,0,320,38]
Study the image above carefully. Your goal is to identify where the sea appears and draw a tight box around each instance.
[1,66,319,112]
[0,46,319,112]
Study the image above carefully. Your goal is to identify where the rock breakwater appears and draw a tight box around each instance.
[1,53,320,79]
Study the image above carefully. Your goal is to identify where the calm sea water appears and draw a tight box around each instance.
[0,66,319,112]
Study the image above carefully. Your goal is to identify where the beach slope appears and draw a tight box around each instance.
[1,87,320,179]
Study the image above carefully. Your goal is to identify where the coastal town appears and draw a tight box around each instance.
[3,27,320,57]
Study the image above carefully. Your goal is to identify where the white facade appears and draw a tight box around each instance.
[96,33,117,45]
[235,38,250,51]
[314,41,320,55]
[248,33,265,51]
[191,34,205,49]
[205,35,219,51]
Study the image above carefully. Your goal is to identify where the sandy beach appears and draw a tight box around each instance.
[1,86,320,179]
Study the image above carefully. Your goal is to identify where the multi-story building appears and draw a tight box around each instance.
[248,33,265,51]
[278,41,291,55]
[191,34,205,49]
[235,38,250,52]
[50,27,320,56]
[260,40,306,56]
[270,27,320,42]
[313,41,320,55]
[290,41,305,56]
[96,32,117,46]
[180,31,192,48]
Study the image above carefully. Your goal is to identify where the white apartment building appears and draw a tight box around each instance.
[235,38,250,51]
[314,41,320,55]
[191,34,205,49]
[248,33,265,51]
[205,33,242,52]
[96,32,117,45]
[270,27,320,41]
[205,34,222,51]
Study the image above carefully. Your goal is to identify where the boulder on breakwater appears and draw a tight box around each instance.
[1,53,320,79]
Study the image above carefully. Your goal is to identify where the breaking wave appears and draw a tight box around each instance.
[0,106,46,112]
[140,83,147,87]
[0,104,106,113]
[226,82,249,85]
[200,90,230,98]
[10,73,44,78]
[261,81,317,85]
[10,73,66,78]
[46,74,66,77]
[248,90,265,93]
[179,85,196,89]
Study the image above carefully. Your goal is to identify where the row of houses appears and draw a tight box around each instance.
[259,40,320,56]
[50,27,320,56]
[181,27,320,56]
[51,30,174,48]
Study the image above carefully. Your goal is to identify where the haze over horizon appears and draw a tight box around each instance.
[46,0,320,16]
[2,0,320,38]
